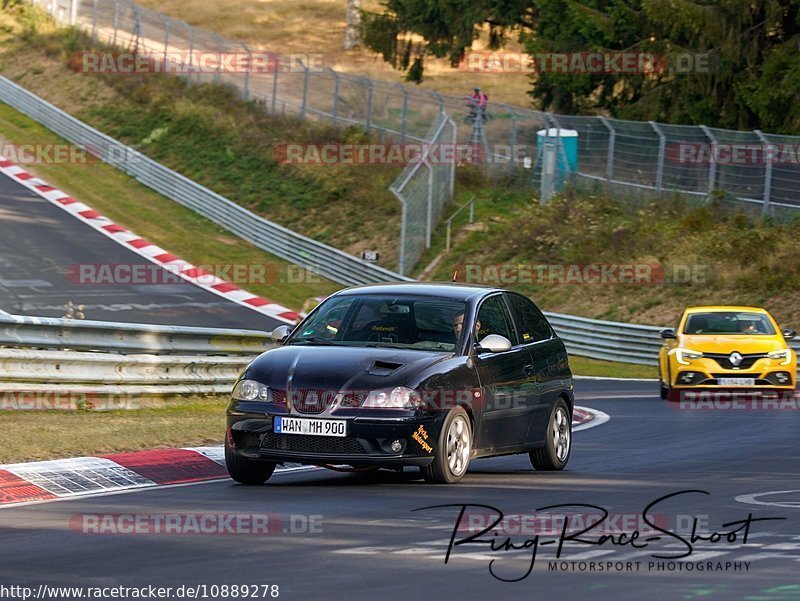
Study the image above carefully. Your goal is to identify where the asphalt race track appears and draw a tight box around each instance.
[0,171,283,330]
[1,379,798,601]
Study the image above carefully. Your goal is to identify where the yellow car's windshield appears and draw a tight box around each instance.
[683,311,776,335]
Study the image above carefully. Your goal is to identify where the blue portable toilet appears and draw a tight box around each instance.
[536,128,579,188]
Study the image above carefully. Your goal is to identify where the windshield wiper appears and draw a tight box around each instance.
[288,336,338,346]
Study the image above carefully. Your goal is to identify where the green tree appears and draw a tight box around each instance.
[361,0,800,132]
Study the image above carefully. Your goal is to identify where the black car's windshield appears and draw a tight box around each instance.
[683,312,776,335]
[287,294,467,351]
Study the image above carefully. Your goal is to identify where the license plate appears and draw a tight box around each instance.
[718,377,755,386]
[274,416,347,437]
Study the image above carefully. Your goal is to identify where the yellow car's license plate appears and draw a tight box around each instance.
[718,377,755,386]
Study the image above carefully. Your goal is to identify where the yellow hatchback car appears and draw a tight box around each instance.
[659,306,796,401]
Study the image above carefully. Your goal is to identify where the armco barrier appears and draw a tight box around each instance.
[0,349,248,385]
[0,76,411,287]
[0,314,274,356]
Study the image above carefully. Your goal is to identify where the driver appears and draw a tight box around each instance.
[453,312,481,342]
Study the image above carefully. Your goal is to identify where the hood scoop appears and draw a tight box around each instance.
[368,360,404,376]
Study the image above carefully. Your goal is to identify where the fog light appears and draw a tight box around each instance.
[390,439,403,453]
[776,372,790,383]
[679,372,696,384]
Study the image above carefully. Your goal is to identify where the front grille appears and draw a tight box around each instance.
[710,373,760,379]
[272,389,288,408]
[261,432,368,455]
[291,389,335,414]
[706,353,766,370]
[233,431,263,452]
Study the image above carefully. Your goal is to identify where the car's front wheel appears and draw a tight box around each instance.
[530,399,571,471]
[225,439,276,484]
[423,407,472,484]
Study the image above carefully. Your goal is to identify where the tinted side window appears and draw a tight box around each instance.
[506,294,552,343]
[476,295,515,343]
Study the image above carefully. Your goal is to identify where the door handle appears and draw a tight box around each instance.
[523,363,535,376]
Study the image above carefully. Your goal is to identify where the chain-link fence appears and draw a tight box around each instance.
[28,0,800,274]
[390,113,456,274]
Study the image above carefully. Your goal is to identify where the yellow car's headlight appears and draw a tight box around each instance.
[673,347,704,365]
[767,349,793,366]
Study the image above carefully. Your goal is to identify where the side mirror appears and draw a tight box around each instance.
[782,328,796,340]
[475,334,512,353]
[660,328,677,339]
[271,325,292,342]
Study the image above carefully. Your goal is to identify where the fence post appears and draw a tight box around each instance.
[426,161,434,249]
[300,61,309,119]
[449,114,456,200]
[241,43,251,100]
[70,0,78,25]
[91,0,98,42]
[430,90,444,115]
[213,33,224,84]
[392,188,407,275]
[699,125,716,195]
[508,109,518,175]
[112,0,120,47]
[271,55,279,114]
[395,83,408,143]
[599,116,615,192]
[183,22,194,81]
[650,121,666,193]
[158,14,169,67]
[754,129,773,216]
[362,77,373,132]
[128,2,140,52]
[548,114,564,189]
[331,70,340,125]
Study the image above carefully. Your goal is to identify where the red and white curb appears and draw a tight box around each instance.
[0,406,607,508]
[0,446,314,508]
[0,155,299,324]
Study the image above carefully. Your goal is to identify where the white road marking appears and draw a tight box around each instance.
[735,490,800,508]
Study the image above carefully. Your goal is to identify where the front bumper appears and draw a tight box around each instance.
[227,412,438,468]
[670,356,796,389]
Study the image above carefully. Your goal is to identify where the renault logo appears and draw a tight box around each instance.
[729,352,743,367]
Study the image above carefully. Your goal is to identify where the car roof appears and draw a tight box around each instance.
[329,282,505,301]
[684,306,769,314]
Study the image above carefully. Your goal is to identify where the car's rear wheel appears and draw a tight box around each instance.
[225,439,276,484]
[423,407,471,484]
[530,399,571,471]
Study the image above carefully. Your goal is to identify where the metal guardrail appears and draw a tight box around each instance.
[0,314,274,356]
[0,348,248,384]
[545,311,800,366]
[0,76,412,287]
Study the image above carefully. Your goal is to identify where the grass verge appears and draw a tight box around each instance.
[569,355,657,380]
[0,397,228,464]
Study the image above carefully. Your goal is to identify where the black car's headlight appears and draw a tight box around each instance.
[232,379,271,402]
[362,386,424,409]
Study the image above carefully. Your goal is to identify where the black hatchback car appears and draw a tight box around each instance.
[225,283,574,484]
